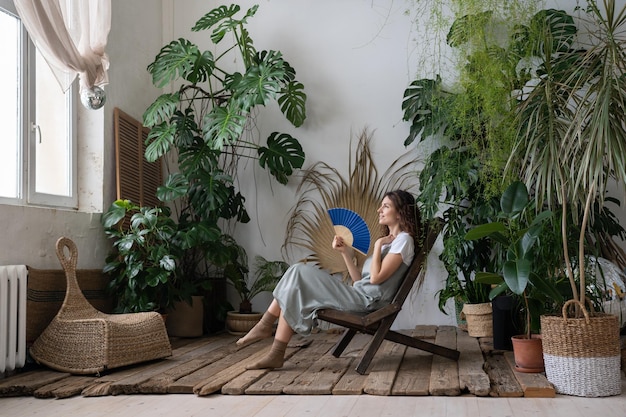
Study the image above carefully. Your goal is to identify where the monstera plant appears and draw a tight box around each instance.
[138,4,307,291]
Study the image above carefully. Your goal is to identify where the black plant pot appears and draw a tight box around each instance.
[492,295,519,350]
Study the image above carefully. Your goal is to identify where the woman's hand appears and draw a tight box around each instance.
[376,234,395,247]
[333,235,360,281]
[332,235,354,256]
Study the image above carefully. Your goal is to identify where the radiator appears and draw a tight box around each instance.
[0,265,27,374]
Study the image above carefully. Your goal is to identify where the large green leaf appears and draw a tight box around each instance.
[156,173,188,203]
[186,169,235,219]
[503,259,531,295]
[234,50,286,109]
[102,199,130,228]
[143,93,180,128]
[192,4,241,32]
[465,222,506,240]
[145,122,177,163]
[202,103,248,150]
[401,76,449,146]
[258,132,305,184]
[277,81,306,127]
[147,39,214,88]
[528,9,576,56]
[500,181,528,216]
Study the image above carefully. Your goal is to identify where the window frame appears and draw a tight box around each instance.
[0,0,78,210]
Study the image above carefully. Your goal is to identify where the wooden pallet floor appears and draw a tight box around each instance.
[0,325,558,399]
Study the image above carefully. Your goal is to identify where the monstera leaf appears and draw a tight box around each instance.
[147,39,214,88]
[258,133,305,185]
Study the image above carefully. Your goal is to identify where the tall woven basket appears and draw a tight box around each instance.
[540,299,621,397]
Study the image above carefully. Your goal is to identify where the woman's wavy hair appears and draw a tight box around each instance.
[380,189,420,240]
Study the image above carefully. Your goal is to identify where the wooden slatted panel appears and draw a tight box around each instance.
[114,108,162,208]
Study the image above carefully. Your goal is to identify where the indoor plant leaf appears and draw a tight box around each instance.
[277,81,307,127]
[147,38,214,88]
[503,259,531,295]
[258,132,306,185]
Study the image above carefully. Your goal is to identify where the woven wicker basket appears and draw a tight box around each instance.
[461,302,493,337]
[540,299,621,397]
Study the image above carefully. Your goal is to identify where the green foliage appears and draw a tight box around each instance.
[108,3,308,313]
[222,240,289,313]
[141,2,307,250]
[465,181,565,336]
[102,200,181,313]
[508,0,626,306]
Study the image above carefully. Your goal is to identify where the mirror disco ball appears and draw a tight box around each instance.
[80,85,106,110]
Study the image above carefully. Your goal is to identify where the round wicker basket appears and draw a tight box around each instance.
[225,311,263,336]
[461,302,493,337]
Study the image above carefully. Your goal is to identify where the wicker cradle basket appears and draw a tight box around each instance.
[540,299,621,397]
[29,237,172,375]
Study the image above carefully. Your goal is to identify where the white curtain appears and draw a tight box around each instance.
[14,0,111,94]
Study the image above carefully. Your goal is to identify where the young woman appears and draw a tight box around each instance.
[237,189,420,370]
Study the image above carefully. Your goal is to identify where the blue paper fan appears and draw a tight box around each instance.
[327,208,371,255]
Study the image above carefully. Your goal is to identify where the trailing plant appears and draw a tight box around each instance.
[401,5,545,312]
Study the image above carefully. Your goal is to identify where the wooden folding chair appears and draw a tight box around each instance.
[317,219,460,374]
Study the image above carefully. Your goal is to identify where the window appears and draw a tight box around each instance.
[0,0,77,209]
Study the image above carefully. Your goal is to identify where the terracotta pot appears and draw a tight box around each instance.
[511,334,544,373]
[225,311,263,336]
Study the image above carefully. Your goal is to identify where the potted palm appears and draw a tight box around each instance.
[465,181,565,372]
[507,1,625,396]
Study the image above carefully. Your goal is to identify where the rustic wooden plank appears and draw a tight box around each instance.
[503,352,555,398]
[194,341,282,396]
[282,352,352,395]
[82,334,233,396]
[331,333,372,395]
[457,327,490,396]
[428,325,461,396]
[391,328,433,396]
[197,336,317,396]
[363,340,406,396]
[413,325,438,339]
[0,370,70,397]
[168,338,273,394]
[33,376,96,399]
[484,354,523,397]
[245,335,337,395]
[137,334,237,393]
[219,345,302,395]
[109,335,236,395]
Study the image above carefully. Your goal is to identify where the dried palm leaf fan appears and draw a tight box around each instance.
[282,128,419,276]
